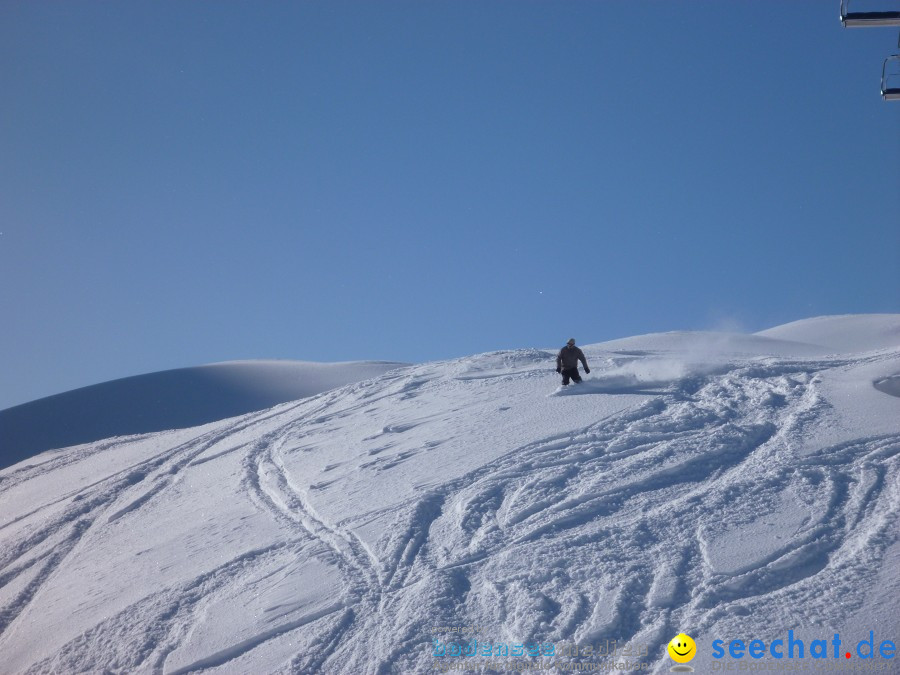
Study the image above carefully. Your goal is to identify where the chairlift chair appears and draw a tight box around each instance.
[840,0,900,26]
[882,55,900,99]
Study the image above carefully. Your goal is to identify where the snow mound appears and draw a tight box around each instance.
[594,330,831,358]
[756,314,900,353]
[875,375,900,399]
[0,360,406,470]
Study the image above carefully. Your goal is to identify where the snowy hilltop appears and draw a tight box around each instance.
[0,360,407,470]
[0,315,898,674]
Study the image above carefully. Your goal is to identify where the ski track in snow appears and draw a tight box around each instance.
[0,340,899,673]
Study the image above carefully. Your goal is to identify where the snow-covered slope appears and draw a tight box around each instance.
[0,317,898,674]
[0,360,407,470]
[756,313,900,353]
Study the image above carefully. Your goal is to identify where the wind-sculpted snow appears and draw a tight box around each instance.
[0,320,898,673]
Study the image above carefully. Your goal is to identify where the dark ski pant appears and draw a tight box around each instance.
[561,367,582,385]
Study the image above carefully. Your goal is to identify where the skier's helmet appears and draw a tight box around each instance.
[567,338,576,346]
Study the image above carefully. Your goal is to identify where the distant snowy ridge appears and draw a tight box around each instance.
[755,313,900,353]
[0,360,406,470]
[0,316,898,673]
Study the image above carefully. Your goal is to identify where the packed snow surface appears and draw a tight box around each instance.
[0,315,898,674]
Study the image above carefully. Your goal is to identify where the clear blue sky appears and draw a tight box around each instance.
[1,1,898,409]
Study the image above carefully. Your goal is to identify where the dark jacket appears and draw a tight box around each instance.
[557,345,588,371]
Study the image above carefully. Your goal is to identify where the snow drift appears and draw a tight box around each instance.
[0,315,898,674]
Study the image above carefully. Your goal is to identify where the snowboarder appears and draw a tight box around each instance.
[556,338,590,385]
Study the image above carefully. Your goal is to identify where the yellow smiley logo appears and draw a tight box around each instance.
[667,633,696,663]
